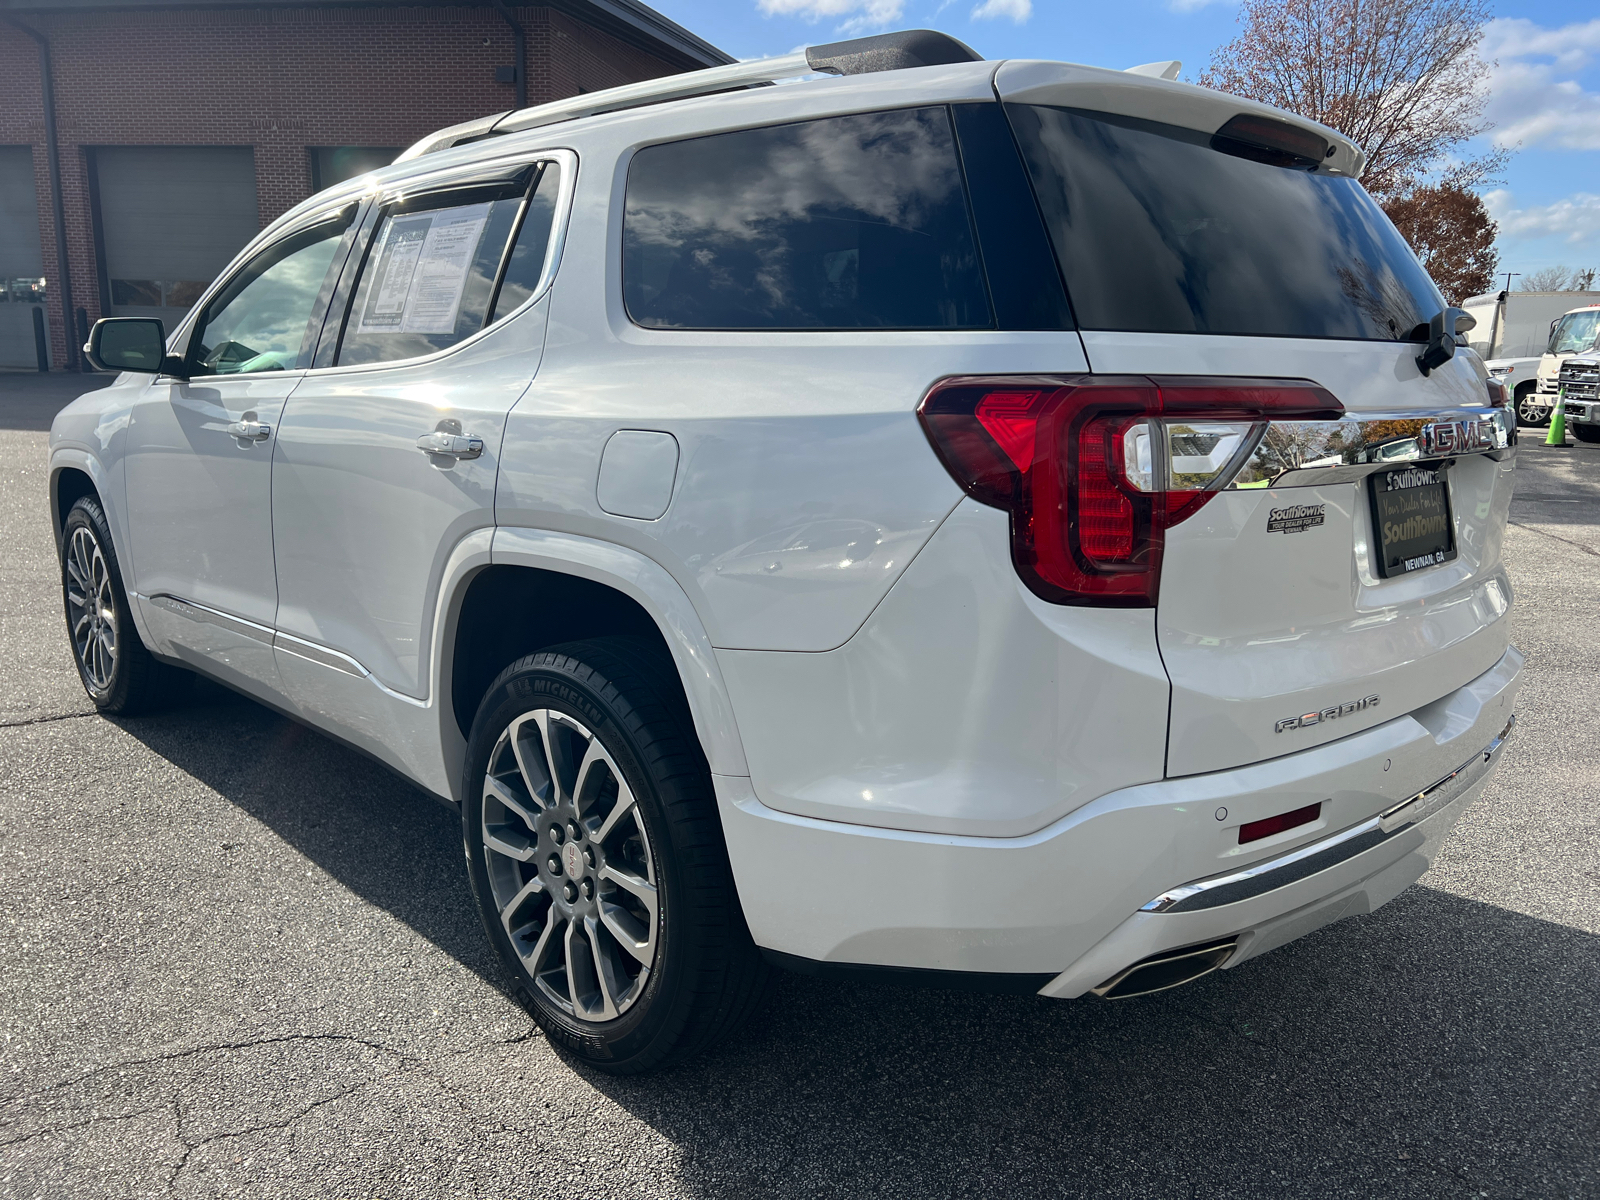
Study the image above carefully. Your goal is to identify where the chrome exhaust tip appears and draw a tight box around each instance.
[1091,938,1238,1000]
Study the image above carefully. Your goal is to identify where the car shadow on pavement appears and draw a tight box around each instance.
[117,679,1598,1198]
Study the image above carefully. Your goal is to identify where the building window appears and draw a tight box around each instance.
[310,147,401,193]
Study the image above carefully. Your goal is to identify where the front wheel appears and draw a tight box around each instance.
[60,496,190,714]
[1573,424,1600,444]
[461,640,768,1073]
[1516,386,1550,428]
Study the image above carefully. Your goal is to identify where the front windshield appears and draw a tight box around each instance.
[1549,311,1600,355]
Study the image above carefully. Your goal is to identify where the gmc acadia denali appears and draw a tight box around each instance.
[52,31,1520,1072]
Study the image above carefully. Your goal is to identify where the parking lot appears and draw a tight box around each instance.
[1,371,1596,1199]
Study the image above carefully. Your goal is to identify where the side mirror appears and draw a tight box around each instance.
[84,318,186,377]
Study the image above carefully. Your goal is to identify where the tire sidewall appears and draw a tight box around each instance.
[462,657,689,1068]
[61,498,132,710]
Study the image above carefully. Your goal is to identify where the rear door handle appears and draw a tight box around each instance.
[416,431,484,460]
[226,419,272,442]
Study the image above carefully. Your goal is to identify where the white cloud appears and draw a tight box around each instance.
[1481,18,1600,152]
[1486,190,1600,245]
[757,0,903,34]
[971,0,1030,21]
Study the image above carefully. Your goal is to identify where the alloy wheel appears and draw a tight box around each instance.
[65,525,117,691]
[481,709,659,1022]
[1517,392,1549,427]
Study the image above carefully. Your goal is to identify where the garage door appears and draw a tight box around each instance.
[0,145,49,369]
[93,146,259,328]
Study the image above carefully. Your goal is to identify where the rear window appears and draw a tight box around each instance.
[1007,105,1444,342]
[623,107,990,331]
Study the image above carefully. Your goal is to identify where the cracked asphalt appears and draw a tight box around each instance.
[2,373,1597,1199]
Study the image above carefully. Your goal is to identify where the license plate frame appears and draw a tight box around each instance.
[1369,464,1456,579]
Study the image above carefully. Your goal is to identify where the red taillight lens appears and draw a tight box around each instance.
[1485,376,1509,409]
[1076,420,1135,562]
[917,375,1343,607]
[1238,802,1322,844]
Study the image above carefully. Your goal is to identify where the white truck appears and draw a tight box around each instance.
[1462,290,1600,426]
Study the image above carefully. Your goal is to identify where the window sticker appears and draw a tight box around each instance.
[358,202,491,335]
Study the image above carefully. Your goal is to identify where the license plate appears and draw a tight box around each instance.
[1369,465,1456,578]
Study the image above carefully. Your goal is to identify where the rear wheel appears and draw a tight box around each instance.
[60,496,190,714]
[461,639,768,1073]
[1573,424,1600,444]
[1515,385,1550,427]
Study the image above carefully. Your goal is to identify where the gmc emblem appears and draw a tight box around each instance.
[1419,419,1495,457]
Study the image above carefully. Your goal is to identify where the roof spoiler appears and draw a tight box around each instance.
[396,29,984,162]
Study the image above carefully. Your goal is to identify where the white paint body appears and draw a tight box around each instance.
[49,56,1520,995]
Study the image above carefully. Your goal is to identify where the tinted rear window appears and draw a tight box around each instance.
[1007,105,1444,342]
[623,107,990,330]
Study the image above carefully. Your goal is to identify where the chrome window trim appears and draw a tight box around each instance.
[1140,716,1515,914]
[161,199,368,361]
[303,148,578,379]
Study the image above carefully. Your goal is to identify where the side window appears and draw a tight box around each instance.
[335,163,559,367]
[487,164,562,323]
[188,211,353,376]
[623,107,991,331]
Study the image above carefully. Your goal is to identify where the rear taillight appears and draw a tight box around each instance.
[1485,376,1509,409]
[918,375,1343,606]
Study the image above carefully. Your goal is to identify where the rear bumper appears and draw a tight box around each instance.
[721,645,1521,988]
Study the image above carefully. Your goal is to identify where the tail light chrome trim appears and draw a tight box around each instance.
[1226,407,1514,489]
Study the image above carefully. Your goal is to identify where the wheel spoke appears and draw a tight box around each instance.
[499,875,546,939]
[563,917,588,1014]
[594,780,638,843]
[519,905,561,973]
[484,773,544,826]
[572,739,610,820]
[599,864,658,922]
[509,712,561,807]
[584,915,622,1020]
[484,827,536,862]
[600,902,654,965]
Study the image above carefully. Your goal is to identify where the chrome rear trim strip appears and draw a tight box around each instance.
[1225,407,1513,490]
[148,594,274,645]
[1140,717,1515,915]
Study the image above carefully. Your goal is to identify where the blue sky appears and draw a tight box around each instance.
[651,0,1600,281]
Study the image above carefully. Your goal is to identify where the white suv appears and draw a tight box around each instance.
[53,30,1520,1073]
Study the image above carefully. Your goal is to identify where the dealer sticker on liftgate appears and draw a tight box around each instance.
[1369,464,1456,578]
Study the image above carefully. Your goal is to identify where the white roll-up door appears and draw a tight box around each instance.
[93,146,259,327]
[0,145,49,369]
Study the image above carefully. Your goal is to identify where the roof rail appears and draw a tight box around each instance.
[395,28,984,162]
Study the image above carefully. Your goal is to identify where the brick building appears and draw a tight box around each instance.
[0,0,729,370]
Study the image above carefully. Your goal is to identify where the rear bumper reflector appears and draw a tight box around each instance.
[1140,716,1515,914]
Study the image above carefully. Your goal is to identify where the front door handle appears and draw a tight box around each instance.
[226,419,272,442]
[416,430,484,460]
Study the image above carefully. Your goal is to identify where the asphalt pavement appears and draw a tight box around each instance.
[1,372,1597,1199]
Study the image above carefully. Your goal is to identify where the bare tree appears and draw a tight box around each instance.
[1201,0,1505,200]
[1381,186,1497,304]
[1520,266,1599,292]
